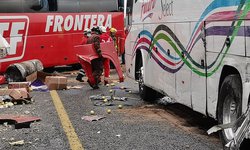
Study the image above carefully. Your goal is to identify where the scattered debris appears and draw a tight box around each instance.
[107,109,111,114]
[89,95,128,101]
[45,76,67,90]
[118,105,123,109]
[26,71,68,91]
[0,102,14,108]
[3,122,8,127]
[0,95,12,101]
[111,86,130,90]
[24,111,30,115]
[103,99,108,103]
[5,59,43,82]
[126,90,132,93]
[157,96,176,105]
[93,102,114,107]
[26,71,51,83]
[116,134,121,138]
[0,114,41,129]
[30,79,48,92]
[67,85,84,89]
[90,93,131,107]
[81,115,105,122]
[9,140,25,146]
[0,88,30,100]
[90,110,95,115]
[8,82,30,92]
[0,88,32,106]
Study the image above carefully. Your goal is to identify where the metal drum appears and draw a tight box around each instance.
[5,59,44,82]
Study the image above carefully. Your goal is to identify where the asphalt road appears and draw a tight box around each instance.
[0,68,223,150]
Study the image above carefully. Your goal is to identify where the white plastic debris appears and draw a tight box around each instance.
[158,96,176,105]
[9,140,25,146]
[116,134,121,138]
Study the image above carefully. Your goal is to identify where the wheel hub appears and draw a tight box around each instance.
[223,96,239,140]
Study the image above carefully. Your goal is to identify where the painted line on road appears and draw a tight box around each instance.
[50,90,84,150]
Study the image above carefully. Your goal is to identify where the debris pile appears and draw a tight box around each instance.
[84,81,136,122]
[26,71,68,91]
[0,88,32,107]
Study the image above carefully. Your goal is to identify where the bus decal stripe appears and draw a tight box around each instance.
[132,30,180,61]
[151,25,206,70]
[137,45,183,73]
[132,1,250,77]
[187,0,244,49]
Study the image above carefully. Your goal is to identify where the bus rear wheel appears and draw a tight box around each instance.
[217,74,242,149]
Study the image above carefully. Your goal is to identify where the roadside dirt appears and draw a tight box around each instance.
[118,103,221,144]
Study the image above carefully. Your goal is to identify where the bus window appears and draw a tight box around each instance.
[0,0,23,13]
[57,0,79,12]
[79,0,118,12]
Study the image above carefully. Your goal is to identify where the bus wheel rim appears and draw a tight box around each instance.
[223,95,238,140]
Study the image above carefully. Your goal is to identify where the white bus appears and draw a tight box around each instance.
[125,0,250,148]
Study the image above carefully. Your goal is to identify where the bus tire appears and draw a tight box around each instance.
[138,67,160,101]
[217,74,242,149]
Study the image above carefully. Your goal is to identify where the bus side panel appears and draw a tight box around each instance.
[206,52,223,118]
[206,20,247,118]
[175,22,192,107]
[206,21,245,56]
[245,20,250,57]
[0,12,124,73]
[143,23,176,97]
[0,33,72,70]
[206,54,248,118]
[243,20,250,113]
[189,22,207,115]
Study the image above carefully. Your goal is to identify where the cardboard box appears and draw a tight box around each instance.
[8,82,29,91]
[45,76,67,90]
[26,71,52,83]
[0,88,29,99]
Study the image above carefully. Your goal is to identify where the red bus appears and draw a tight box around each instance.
[0,0,125,73]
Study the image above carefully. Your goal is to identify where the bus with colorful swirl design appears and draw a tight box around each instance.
[125,0,250,148]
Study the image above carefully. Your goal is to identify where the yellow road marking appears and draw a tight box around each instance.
[50,90,84,150]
